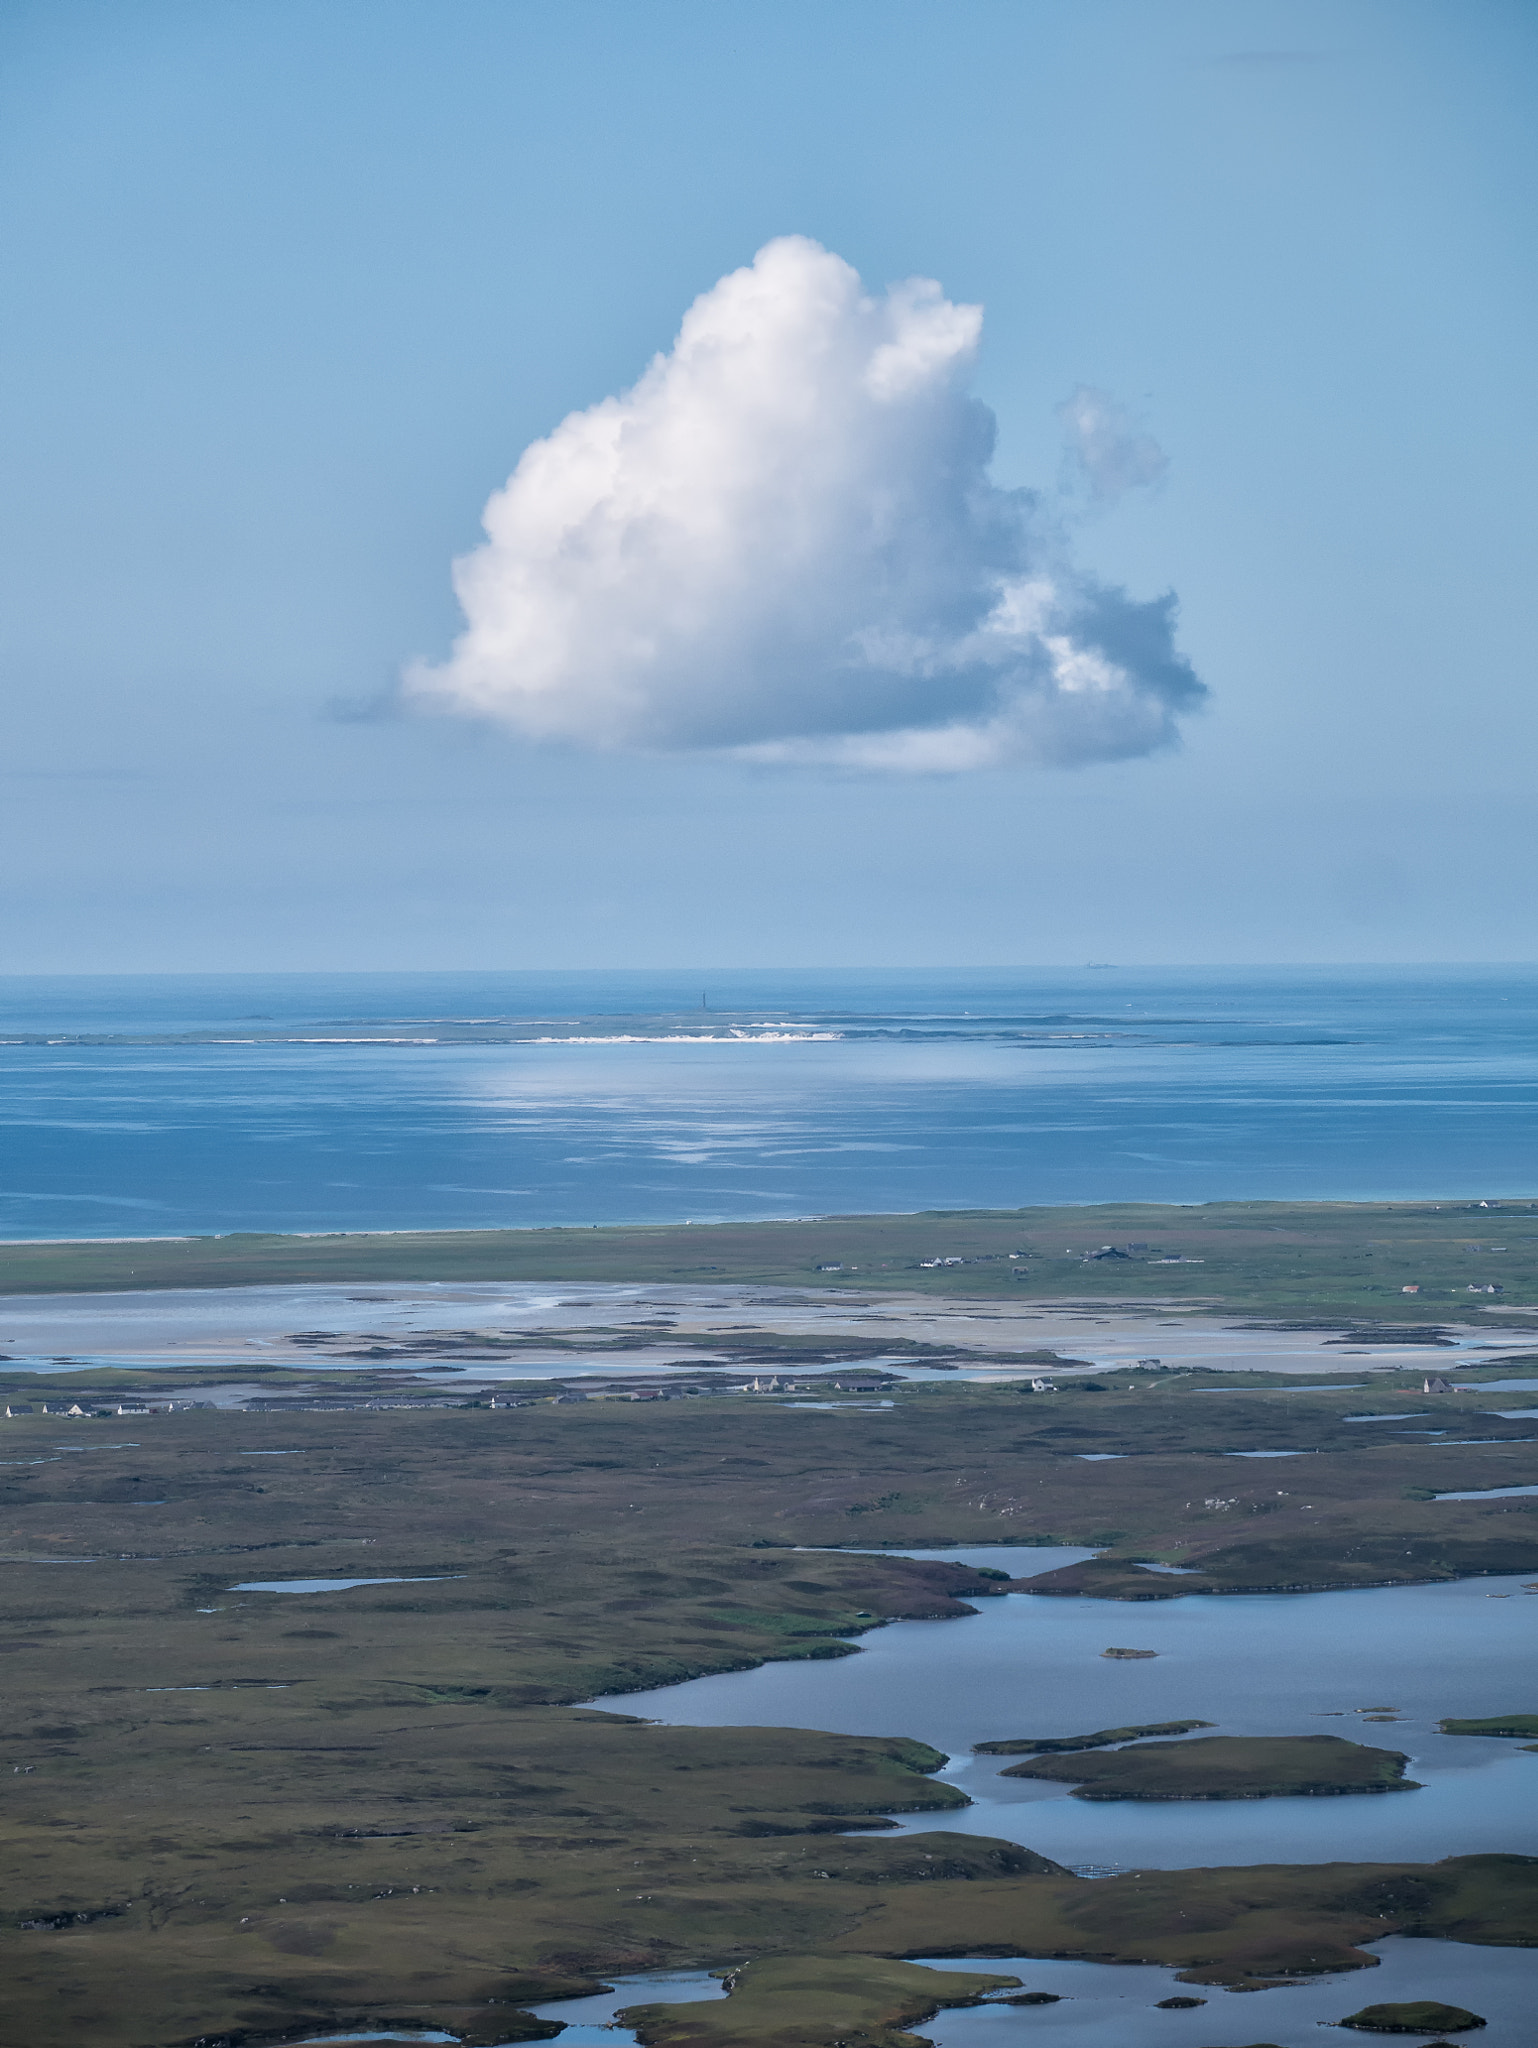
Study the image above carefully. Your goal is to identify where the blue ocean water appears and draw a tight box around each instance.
[0,967,1534,1239]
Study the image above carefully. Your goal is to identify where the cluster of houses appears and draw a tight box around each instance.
[2,1383,763,1418]
[3,1400,203,1418]
[1401,1283,1505,1295]
[740,1373,890,1394]
[5,1367,1239,1417]
[916,1252,1029,1269]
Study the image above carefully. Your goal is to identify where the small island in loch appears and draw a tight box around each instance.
[997,1733,1421,1800]
[1339,1999,1487,2032]
[1439,1714,1538,1738]
[976,1718,1213,1755]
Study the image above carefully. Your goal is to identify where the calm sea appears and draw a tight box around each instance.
[0,967,1534,1239]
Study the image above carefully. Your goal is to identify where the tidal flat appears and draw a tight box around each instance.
[2,1251,1536,2048]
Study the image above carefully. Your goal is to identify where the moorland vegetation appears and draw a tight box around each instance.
[2,1378,1536,2043]
[2,1208,1537,2046]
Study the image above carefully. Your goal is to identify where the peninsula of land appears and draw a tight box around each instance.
[3,1195,1536,1322]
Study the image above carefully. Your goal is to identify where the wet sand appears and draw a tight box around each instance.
[0,1279,1532,1384]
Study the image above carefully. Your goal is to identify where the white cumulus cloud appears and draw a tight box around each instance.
[407,236,1205,771]
[1058,385,1170,505]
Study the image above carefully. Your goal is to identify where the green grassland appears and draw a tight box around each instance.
[3,1376,1537,2045]
[620,1956,1023,2048]
[1339,2000,1487,2033]
[2,1196,1536,1317]
[997,1733,1419,1799]
[976,1720,1213,1755]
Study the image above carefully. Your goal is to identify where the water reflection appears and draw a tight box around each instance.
[527,1966,725,2044]
[228,1575,464,1593]
[287,2034,459,2046]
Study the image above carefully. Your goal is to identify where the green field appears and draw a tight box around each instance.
[997,1733,1419,1800]
[2,1196,1536,1318]
[1339,1999,1488,2034]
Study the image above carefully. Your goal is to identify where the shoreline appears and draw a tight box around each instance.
[0,1200,1535,1324]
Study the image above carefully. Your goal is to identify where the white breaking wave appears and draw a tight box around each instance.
[526,1031,844,1044]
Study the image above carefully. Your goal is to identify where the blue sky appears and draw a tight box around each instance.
[2,0,1534,970]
